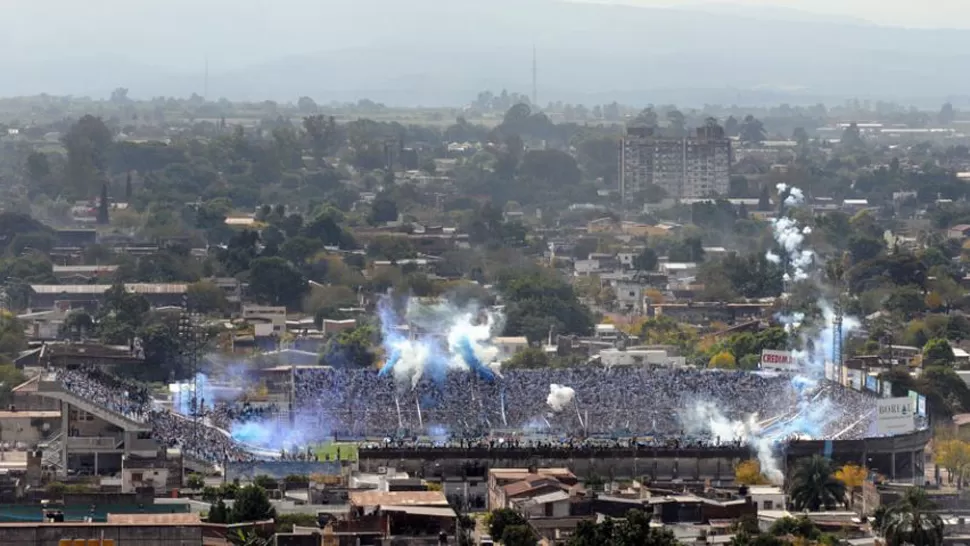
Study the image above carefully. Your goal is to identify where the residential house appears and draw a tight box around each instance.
[494,337,529,360]
[52,265,119,284]
[487,468,578,510]
[28,284,188,312]
[242,305,287,337]
[949,224,970,240]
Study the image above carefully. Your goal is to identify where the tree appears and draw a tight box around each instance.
[228,528,269,546]
[568,510,676,546]
[847,235,885,264]
[632,247,658,271]
[125,171,133,200]
[880,488,944,546]
[739,115,766,144]
[735,460,769,485]
[186,281,229,314]
[62,115,113,198]
[668,236,705,263]
[504,347,551,369]
[788,456,846,511]
[187,474,205,489]
[934,439,970,487]
[488,508,527,542]
[841,123,865,150]
[709,351,737,370]
[768,516,821,540]
[231,484,276,523]
[248,257,308,309]
[321,325,375,368]
[939,102,956,126]
[923,338,955,366]
[297,96,318,114]
[302,115,338,166]
[500,272,594,343]
[633,107,659,127]
[208,499,229,523]
[97,183,110,225]
[501,525,537,546]
[834,463,867,506]
[25,151,51,184]
[368,192,399,225]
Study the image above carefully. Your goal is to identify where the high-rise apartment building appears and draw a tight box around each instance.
[619,124,731,202]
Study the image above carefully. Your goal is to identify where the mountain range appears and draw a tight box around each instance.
[4,0,970,106]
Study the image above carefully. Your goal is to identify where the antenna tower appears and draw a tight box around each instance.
[204,56,209,101]
[531,44,538,106]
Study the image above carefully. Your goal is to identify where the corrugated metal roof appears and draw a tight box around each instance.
[107,513,201,524]
[30,283,188,295]
[349,490,448,507]
[53,265,119,273]
[528,490,571,505]
[381,505,456,518]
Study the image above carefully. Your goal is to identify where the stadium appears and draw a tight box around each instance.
[29,357,930,487]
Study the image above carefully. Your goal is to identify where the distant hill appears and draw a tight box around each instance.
[3,0,970,106]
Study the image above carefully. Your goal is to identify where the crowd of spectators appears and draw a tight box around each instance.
[47,364,886,462]
[149,410,255,463]
[209,402,279,430]
[55,367,150,423]
[292,367,882,441]
[50,367,255,464]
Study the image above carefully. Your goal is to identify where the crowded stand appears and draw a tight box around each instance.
[55,367,151,423]
[292,367,882,441]
[149,409,255,463]
[49,367,256,464]
[46,364,888,462]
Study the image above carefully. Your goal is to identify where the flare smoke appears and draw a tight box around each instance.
[546,384,576,412]
[680,184,861,484]
[377,296,504,388]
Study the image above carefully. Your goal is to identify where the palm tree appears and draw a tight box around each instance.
[229,529,269,546]
[880,488,944,546]
[788,456,847,511]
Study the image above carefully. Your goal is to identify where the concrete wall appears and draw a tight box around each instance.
[359,447,746,482]
[0,524,201,546]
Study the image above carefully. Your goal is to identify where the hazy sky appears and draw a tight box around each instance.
[610,0,970,28]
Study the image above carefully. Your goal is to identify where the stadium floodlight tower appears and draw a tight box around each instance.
[831,251,851,377]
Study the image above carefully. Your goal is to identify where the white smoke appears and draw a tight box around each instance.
[769,216,815,282]
[677,183,866,484]
[378,297,506,388]
[768,184,815,282]
[546,384,576,412]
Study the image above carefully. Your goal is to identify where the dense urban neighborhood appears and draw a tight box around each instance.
[6,8,970,545]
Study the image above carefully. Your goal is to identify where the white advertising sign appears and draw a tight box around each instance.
[760,349,796,371]
[877,397,916,436]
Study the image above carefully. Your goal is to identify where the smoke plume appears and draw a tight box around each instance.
[546,384,576,412]
[377,296,505,388]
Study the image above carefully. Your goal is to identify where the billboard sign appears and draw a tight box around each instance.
[865,375,878,392]
[761,350,796,371]
[881,380,893,398]
[917,395,927,417]
[877,397,916,436]
[908,390,919,412]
